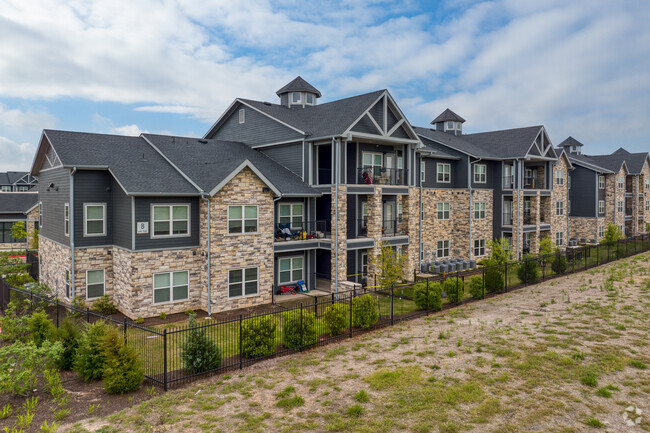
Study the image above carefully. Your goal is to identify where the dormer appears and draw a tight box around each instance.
[430,108,465,136]
[558,136,584,155]
[276,76,321,109]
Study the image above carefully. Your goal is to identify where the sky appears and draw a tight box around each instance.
[0,0,649,172]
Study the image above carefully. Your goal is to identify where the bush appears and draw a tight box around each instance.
[0,302,30,343]
[70,297,87,318]
[102,327,144,394]
[551,253,568,274]
[517,257,539,283]
[56,317,82,370]
[484,266,504,293]
[0,340,63,396]
[91,295,117,315]
[323,303,349,336]
[443,278,463,303]
[4,272,35,289]
[180,314,222,374]
[28,311,56,347]
[281,309,317,348]
[74,320,109,382]
[413,282,442,311]
[468,276,484,299]
[352,294,379,328]
[241,315,276,359]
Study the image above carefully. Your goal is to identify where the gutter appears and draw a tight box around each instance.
[201,195,212,316]
[70,167,77,298]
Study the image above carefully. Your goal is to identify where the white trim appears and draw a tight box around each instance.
[152,270,189,305]
[251,139,304,149]
[83,203,106,237]
[386,118,405,136]
[85,269,105,300]
[436,239,450,258]
[278,255,304,285]
[238,108,245,124]
[473,163,487,183]
[150,203,191,239]
[437,202,450,220]
[228,266,259,298]
[278,202,304,230]
[227,204,259,234]
[208,159,281,197]
[473,202,486,219]
[64,203,69,237]
[473,239,486,257]
[237,100,306,134]
[437,162,451,183]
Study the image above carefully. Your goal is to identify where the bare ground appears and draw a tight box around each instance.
[63,252,650,433]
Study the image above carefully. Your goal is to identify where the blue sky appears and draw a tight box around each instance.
[1,0,649,171]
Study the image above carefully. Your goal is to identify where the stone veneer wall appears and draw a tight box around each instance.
[331,185,347,290]
[470,189,493,260]
[365,188,382,282]
[605,167,626,230]
[510,190,524,258]
[570,217,598,241]
[73,247,114,301]
[421,189,471,260]
[27,207,39,250]
[401,188,419,278]
[39,237,71,300]
[551,157,570,249]
[641,163,650,233]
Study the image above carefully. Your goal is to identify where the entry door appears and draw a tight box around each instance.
[383,202,395,235]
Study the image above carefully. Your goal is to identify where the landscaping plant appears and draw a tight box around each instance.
[28,311,56,347]
[241,315,277,358]
[517,256,539,283]
[0,340,63,396]
[281,309,317,348]
[468,275,484,299]
[74,320,109,382]
[91,294,118,315]
[0,301,30,343]
[323,303,349,336]
[443,277,463,303]
[101,327,144,394]
[180,314,222,374]
[56,317,82,370]
[352,294,379,328]
[551,252,568,274]
[413,281,442,310]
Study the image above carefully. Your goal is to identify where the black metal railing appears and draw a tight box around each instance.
[523,211,535,225]
[358,167,406,185]
[275,220,331,241]
[382,219,407,237]
[503,175,514,189]
[317,168,332,185]
[356,218,368,237]
[523,176,543,189]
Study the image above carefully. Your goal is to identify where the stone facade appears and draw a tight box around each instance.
[470,189,493,260]
[569,217,598,241]
[73,246,114,301]
[330,185,348,290]
[605,167,626,231]
[400,188,419,278]
[551,156,570,249]
[39,237,71,300]
[27,206,39,250]
[421,189,471,260]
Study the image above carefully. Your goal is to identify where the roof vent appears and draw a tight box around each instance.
[198,139,208,144]
[263,101,272,106]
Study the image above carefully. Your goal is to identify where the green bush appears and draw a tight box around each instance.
[180,314,222,374]
[517,257,539,283]
[241,315,277,359]
[484,266,504,293]
[74,320,109,382]
[413,282,442,311]
[28,311,56,347]
[91,295,117,315]
[468,276,484,299]
[551,253,568,274]
[0,340,63,396]
[323,303,349,336]
[4,272,35,289]
[70,297,87,319]
[56,317,82,370]
[443,278,463,303]
[0,302,30,343]
[281,309,317,348]
[352,294,379,328]
[102,327,144,394]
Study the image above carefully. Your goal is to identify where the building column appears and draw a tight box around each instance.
[365,188,383,286]
[401,188,419,279]
[330,185,347,291]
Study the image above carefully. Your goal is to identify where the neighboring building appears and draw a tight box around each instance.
[559,138,650,240]
[0,192,39,251]
[0,171,38,192]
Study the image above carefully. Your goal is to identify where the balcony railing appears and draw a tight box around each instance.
[503,212,513,225]
[503,175,514,189]
[523,177,543,189]
[275,220,331,241]
[358,167,406,185]
[317,168,332,185]
[356,219,368,238]
[382,219,407,237]
[523,211,535,225]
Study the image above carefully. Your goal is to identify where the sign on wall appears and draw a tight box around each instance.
[136,222,149,234]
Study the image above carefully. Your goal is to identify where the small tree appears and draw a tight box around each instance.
[539,237,554,257]
[371,241,405,289]
[102,327,144,394]
[10,221,27,244]
[601,223,623,243]
[30,228,39,250]
[517,255,539,283]
[180,314,222,374]
[487,238,512,265]
[74,320,109,382]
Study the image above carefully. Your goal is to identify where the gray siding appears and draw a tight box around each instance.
[38,167,71,246]
[133,196,199,250]
[569,166,597,217]
[422,158,466,189]
[112,178,132,249]
[470,160,496,189]
[369,101,383,131]
[260,142,303,177]
[351,115,380,134]
[74,170,113,248]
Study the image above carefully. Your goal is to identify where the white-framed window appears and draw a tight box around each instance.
[437,202,450,220]
[278,203,303,229]
[306,93,315,105]
[555,169,564,185]
[474,239,485,257]
[153,271,189,304]
[598,225,604,238]
[83,203,106,237]
[646,200,650,211]
[598,200,605,214]
[617,201,623,213]
[65,269,70,299]
[555,231,564,246]
[1,186,10,192]
[555,201,564,216]
[420,160,425,182]
[291,92,301,104]
[228,205,258,234]
[361,202,368,227]
[64,203,69,237]
[38,202,43,228]
[152,204,189,237]
[420,241,424,261]
[436,240,450,258]
[645,179,649,190]
[279,256,303,285]
[618,176,624,188]
[397,202,403,223]
[446,121,454,130]
[86,269,105,300]
[474,202,486,219]
[238,108,245,124]
[17,186,28,192]
[599,175,605,189]
[229,267,258,298]
[474,164,486,183]
[420,202,424,221]
[361,252,368,276]
[437,163,451,183]
[619,224,624,234]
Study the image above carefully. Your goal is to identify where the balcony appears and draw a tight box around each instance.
[503,212,513,225]
[503,175,514,189]
[356,219,368,238]
[523,177,543,189]
[382,219,407,237]
[358,167,406,185]
[275,220,331,242]
[523,211,535,225]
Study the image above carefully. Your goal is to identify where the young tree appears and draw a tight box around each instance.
[371,241,405,289]
[10,221,27,245]
[486,237,512,265]
[601,223,623,243]
[539,237,555,257]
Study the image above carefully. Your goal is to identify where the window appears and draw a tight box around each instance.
[599,175,605,189]
[1,186,10,192]
[446,121,454,130]
[65,270,70,299]
[306,93,314,105]
[64,203,69,237]
[228,205,258,234]
[646,200,650,211]
[420,241,424,261]
[291,92,301,104]
[420,160,425,182]
[571,145,577,152]
[279,203,303,229]
[617,176,624,188]
[437,163,450,183]
[474,202,486,219]
[646,179,650,190]
[420,202,424,221]
[229,267,258,298]
[598,200,605,214]
[436,240,450,258]
[474,239,485,257]
[397,202,403,223]
[555,169,564,185]
[279,256,303,284]
[555,201,564,216]
[17,186,28,192]
[83,203,106,236]
[86,269,105,299]
[474,164,486,183]
[153,271,189,304]
[555,231,564,246]
[361,202,369,227]
[437,202,450,220]
[152,204,189,237]
[361,252,368,276]
[238,108,245,124]
[617,201,623,213]
[598,225,604,238]
[0,222,19,243]
[38,202,43,228]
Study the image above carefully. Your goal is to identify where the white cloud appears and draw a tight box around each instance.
[134,105,198,115]
[0,136,37,172]
[0,104,55,130]
[111,124,146,136]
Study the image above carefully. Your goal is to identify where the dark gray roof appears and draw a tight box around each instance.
[414,127,491,158]
[561,153,612,173]
[462,126,545,159]
[142,134,318,196]
[621,152,649,174]
[584,154,628,173]
[431,109,465,124]
[240,89,385,138]
[0,172,30,185]
[276,76,322,98]
[0,193,38,214]
[558,136,584,148]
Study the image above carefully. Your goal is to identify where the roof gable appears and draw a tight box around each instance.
[276,76,322,98]
[344,92,419,142]
[431,108,465,124]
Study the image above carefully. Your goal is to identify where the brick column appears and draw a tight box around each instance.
[401,188,419,279]
[365,188,382,285]
[512,190,524,259]
[330,186,347,291]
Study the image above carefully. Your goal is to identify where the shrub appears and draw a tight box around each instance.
[70,297,87,318]
[413,282,442,311]
[443,278,463,303]
[323,303,349,336]
[551,253,568,274]
[484,266,504,293]
[0,340,63,396]
[352,294,379,328]
[91,295,117,315]
[468,276,484,299]
[0,302,30,343]
[281,309,317,348]
[241,315,276,359]
[74,320,109,382]
[5,272,35,289]
[517,257,539,283]
[180,314,222,374]
[102,327,144,394]
[56,317,82,370]
[28,311,56,347]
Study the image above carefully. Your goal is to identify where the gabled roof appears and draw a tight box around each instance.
[585,154,629,174]
[431,108,465,124]
[558,136,584,148]
[276,76,322,98]
[0,192,38,214]
[415,127,486,158]
[560,152,613,173]
[614,151,649,175]
[0,171,32,185]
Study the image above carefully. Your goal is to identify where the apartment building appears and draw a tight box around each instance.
[0,171,38,193]
[0,192,38,251]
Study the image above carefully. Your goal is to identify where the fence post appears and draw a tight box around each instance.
[314,295,318,316]
[349,294,353,339]
[239,314,243,370]
[426,278,429,315]
[456,271,460,305]
[542,255,545,281]
[626,237,628,257]
[163,329,168,392]
[29,288,33,314]
[123,317,127,345]
[482,266,485,299]
[504,262,508,292]
[55,297,59,328]
[584,246,587,270]
[596,243,599,266]
[86,307,90,323]
[390,285,394,326]
[300,304,304,352]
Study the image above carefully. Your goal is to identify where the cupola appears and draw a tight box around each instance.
[430,108,465,136]
[558,136,584,155]
[276,76,321,109]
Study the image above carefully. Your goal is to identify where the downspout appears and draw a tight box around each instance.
[516,159,520,259]
[70,167,77,298]
[201,195,211,316]
[333,137,339,294]
[595,173,599,238]
[272,194,282,299]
